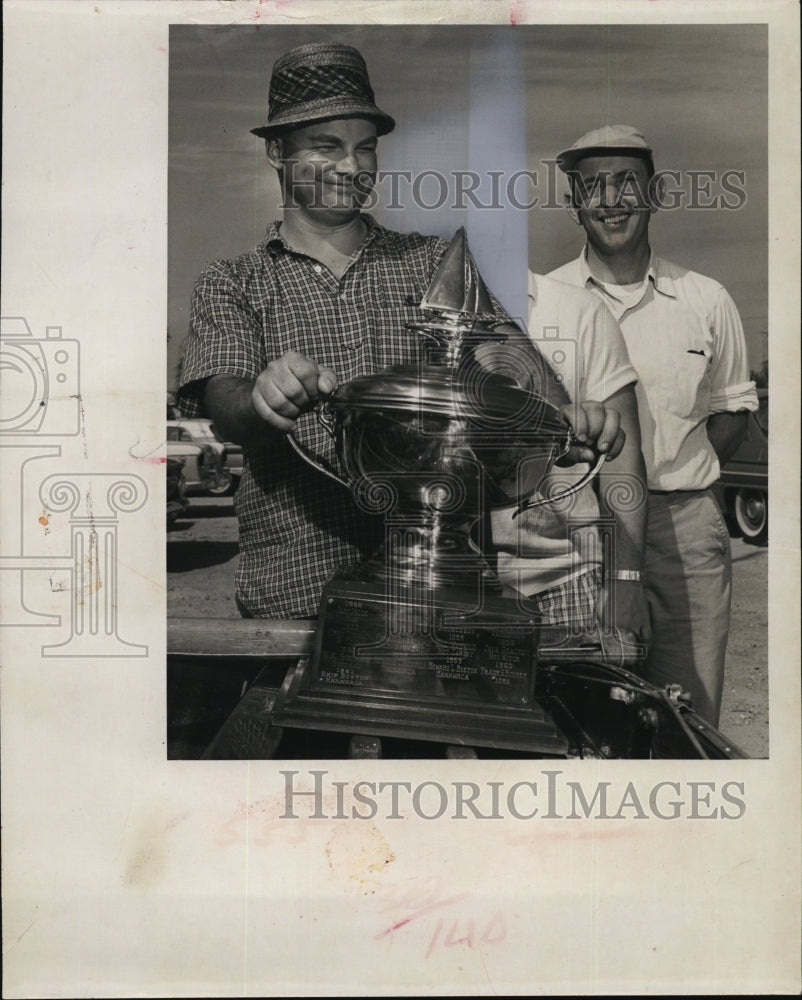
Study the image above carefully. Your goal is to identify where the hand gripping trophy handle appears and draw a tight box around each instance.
[512,443,606,518]
[285,394,354,491]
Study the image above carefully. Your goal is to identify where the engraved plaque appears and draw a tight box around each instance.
[269,575,567,753]
[313,584,537,707]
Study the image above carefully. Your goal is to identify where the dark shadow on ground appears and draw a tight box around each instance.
[182,501,236,518]
[167,519,196,532]
[167,658,261,759]
[167,540,240,572]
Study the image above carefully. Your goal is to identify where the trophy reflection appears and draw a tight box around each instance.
[274,230,602,752]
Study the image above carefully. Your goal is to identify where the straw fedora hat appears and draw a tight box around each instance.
[251,42,395,139]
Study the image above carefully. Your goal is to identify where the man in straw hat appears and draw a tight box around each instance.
[548,124,758,724]
[176,43,627,622]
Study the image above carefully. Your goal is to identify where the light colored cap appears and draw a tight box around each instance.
[557,125,652,173]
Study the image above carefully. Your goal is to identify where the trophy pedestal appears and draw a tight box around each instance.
[270,575,569,755]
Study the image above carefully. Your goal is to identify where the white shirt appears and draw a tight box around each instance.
[548,249,758,490]
[491,273,638,596]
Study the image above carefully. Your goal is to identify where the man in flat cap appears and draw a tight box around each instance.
[176,43,625,623]
[548,125,758,724]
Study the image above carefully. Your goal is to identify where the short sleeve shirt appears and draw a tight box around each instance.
[548,250,758,490]
[491,273,638,596]
[177,217,508,617]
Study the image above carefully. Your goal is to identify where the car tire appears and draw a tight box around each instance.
[733,487,768,546]
[206,475,233,497]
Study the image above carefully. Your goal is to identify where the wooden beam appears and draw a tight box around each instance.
[167,616,315,659]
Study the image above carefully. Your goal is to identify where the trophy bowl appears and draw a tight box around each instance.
[329,361,572,512]
[314,355,576,591]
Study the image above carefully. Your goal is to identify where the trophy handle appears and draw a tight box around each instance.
[285,398,354,490]
[512,451,606,518]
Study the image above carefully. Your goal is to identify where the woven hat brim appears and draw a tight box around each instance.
[251,100,395,139]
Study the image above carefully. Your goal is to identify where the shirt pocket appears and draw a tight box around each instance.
[658,347,712,420]
[268,297,366,364]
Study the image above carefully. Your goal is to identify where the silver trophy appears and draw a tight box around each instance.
[276,229,604,752]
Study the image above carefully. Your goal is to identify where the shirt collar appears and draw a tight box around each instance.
[579,245,676,300]
[646,254,677,298]
[262,213,386,256]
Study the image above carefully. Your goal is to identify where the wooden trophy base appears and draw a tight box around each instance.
[269,576,569,755]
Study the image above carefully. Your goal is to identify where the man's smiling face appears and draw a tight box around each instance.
[570,154,654,258]
[268,117,378,225]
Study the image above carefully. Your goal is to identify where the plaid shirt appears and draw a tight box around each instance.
[178,217,507,618]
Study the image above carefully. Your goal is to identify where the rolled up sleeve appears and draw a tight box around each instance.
[708,287,759,413]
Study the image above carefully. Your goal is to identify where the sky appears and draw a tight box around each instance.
[168,23,767,389]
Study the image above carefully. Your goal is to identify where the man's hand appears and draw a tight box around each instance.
[557,400,625,465]
[251,350,338,433]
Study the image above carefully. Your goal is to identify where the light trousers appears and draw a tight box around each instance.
[643,489,732,725]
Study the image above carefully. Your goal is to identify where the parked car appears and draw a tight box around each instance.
[166,426,229,496]
[714,389,768,546]
[210,424,243,495]
[166,457,189,526]
[166,419,231,495]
